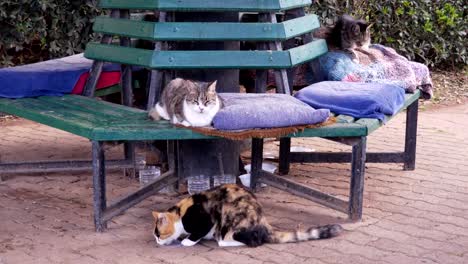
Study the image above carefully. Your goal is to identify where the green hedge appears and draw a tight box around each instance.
[1,1,466,69]
[0,0,101,66]
[310,0,467,68]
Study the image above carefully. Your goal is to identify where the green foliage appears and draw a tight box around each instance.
[310,0,467,69]
[0,0,102,66]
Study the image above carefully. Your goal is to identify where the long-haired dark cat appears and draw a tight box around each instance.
[325,14,373,61]
[149,78,222,127]
[152,184,343,247]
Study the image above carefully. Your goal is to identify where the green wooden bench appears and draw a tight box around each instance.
[0,0,419,231]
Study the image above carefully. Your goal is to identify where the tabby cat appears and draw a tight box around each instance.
[327,14,373,61]
[149,78,222,127]
[152,184,343,247]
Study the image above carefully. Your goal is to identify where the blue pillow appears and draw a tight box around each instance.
[294,81,406,121]
[213,93,330,131]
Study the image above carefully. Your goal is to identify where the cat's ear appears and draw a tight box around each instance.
[170,78,185,87]
[208,80,218,93]
[185,79,196,86]
[158,213,169,225]
[358,22,370,32]
[366,23,374,31]
[152,211,159,219]
[351,24,360,34]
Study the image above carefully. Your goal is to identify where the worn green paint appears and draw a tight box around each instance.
[85,43,290,69]
[0,92,419,141]
[282,15,320,40]
[93,14,320,41]
[336,115,355,123]
[85,43,153,67]
[85,39,327,69]
[150,50,292,69]
[98,0,311,12]
[288,123,368,138]
[355,118,380,135]
[289,39,328,65]
[0,95,214,140]
[0,98,95,138]
[402,90,420,109]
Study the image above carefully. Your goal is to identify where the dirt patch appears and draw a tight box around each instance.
[421,69,468,109]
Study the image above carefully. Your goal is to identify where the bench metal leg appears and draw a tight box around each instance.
[92,141,107,232]
[124,142,136,178]
[254,68,268,93]
[279,137,291,175]
[284,7,312,90]
[0,160,133,175]
[255,136,368,220]
[91,140,178,232]
[254,13,269,94]
[0,154,3,181]
[168,140,181,192]
[146,11,167,111]
[147,70,165,110]
[250,138,264,190]
[117,10,138,179]
[82,9,120,97]
[83,61,104,97]
[119,9,133,107]
[348,137,367,221]
[404,99,418,171]
[266,13,291,95]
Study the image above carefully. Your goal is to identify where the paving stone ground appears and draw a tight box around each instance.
[0,103,467,264]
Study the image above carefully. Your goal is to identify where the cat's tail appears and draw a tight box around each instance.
[269,224,343,244]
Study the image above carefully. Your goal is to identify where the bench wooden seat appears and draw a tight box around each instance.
[0,92,418,141]
[0,95,212,141]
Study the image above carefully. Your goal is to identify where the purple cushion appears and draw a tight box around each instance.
[213,93,330,131]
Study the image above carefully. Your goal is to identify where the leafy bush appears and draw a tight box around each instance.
[0,0,102,66]
[1,0,465,70]
[310,0,467,69]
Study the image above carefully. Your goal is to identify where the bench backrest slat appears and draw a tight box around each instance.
[289,40,328,66]
[93,14,320,41]
[98,0,312,12]
[84,39,327,69]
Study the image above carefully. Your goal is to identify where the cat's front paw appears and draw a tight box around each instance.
[180,120,191,127]
[217,240,246,247]
[181,238,199,247]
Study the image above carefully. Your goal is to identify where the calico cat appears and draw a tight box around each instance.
[326,14,373,61]
[149,78,222,127]
[152,184,343,247]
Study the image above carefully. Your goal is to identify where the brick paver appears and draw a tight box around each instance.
[0,103,467,264]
